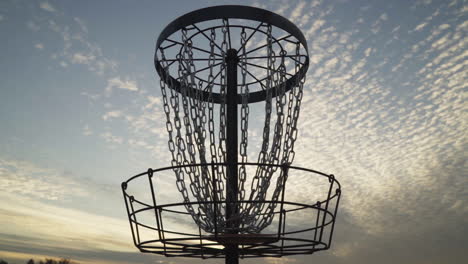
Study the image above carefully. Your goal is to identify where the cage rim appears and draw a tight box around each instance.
[122,162,341,258]
[153,5,310,104]
[122,162,340,187]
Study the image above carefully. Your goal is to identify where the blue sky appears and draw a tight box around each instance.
[0,0,467,263]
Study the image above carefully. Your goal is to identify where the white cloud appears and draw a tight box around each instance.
[39,1,56,12]
[71,52,95,64]
[264,257,298,264]
[439,23,451,30]
[81,91,100,101]
[100,132,123,144]
[102,110,123,120]
[74,17,88,33]
[449,200,468,213]
[0,157,191,263]
[144,96,161,109]
[0,192,133,253]
[128,139,150,148]
[380,13,388,21]
[333,241,360,258]
[289,1,307,23]
[105,77,138,94]
[324,57,339,69]
[310,54,323,64]
[414,22,428,31]
[391,25,401,34]
[0,158,88,201]
[34,43,44,50]
[26,21,40,31]
[371,21,381,34]
[431,34,451,49]
[0,157,141,258]
[364,47,372,57]
[305,19,326,38]
[82,124,93,136]
[42,15,118,75]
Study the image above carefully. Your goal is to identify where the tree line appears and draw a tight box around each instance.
[0,258,73,264]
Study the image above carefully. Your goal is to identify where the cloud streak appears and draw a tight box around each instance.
[105,77,139,94]
[39,1,56,13]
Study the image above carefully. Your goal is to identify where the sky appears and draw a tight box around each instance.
[0,0,467,263]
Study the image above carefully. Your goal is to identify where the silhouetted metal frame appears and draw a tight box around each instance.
[124,4,342,261]
[122,162,341,259]
[154,5,309,104]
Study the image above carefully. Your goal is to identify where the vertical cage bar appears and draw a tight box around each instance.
[319,175,334,242]
[280,209,286,255]
[313,201,321,250]
[198,212,205,259]
[277,164,289,239]
[148,168,163,241]
[159,208,167,255]
[211,163,219,237]
[122,183,139,247]
[129,196,141,245]
[328,188,341,248]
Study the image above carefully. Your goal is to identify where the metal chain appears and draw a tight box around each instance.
[180,27,206,228]
[207,27,226,226]
[218,18,229,205]
[238,27,249,211]
[256,23,281,230]
[158,47,199,227]
[247,24,277,231]
[262,42,304,230]
[261,48,289,229]
[158,21,305,233]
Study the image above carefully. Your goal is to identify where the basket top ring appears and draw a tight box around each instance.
[154,5,310,104]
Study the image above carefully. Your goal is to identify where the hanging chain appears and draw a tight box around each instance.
[247,24,277,231]
[183,29,215,226]
[158,21,305,234]
[207,27,226,225]
[218,18,229,185]
[261,47,289,229]
[258,23,282,230]
[180,27,207,228]
[238,27,249,210]
[158,46,199,227]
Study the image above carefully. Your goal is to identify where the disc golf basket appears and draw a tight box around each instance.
[122,5,341,263]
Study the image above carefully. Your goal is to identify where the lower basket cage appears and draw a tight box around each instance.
[121,162,341,259]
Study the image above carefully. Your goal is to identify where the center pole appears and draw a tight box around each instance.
[225,48,239,264]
